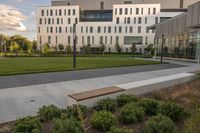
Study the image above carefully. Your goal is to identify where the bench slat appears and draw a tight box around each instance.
[69,86,124,101]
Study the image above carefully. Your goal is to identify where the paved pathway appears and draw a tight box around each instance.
[0,63,183,89]
[0,60,199,123]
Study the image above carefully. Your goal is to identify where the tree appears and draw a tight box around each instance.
[115,43,122,54]
[10,42,20,56]
[58,44,64,51]
[99,42,106,56]
[131,44,137,59]
[43,43,50,53]
[163,47,168,56]
[146,44,154,55]
[66,44,72,55]
[32,40,37,54]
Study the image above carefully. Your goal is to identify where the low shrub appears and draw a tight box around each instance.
[14,116,41,133]
[117,94,137,107]
[38,105,62,122]
[91,111,117,131]
[97,98,117,112]
[144,114,177,133]
[136,98,160,115]
[119,103,145,124]
[184,110,200,133]
[53,117,85,133]
[108,126,135,133]
[64,104,88,121]
[158,101,189,121]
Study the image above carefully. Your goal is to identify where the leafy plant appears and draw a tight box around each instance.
[97,98,117,112]
[64,104,88,121]
[136,98,160,115]
[119,103,145,124]
[53,117,85,133]
[158,101,189,121]
[91,111,117,131]
[184,110,200,133]
[117,94,137,107]
[58,44,64,51]
[38,105,62,122]
[108,126,135,133]
[144,114,177,133]
[14,116,41,133]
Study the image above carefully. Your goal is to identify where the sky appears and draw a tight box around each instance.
[0,0,51,41]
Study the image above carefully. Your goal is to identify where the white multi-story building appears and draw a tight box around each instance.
[36,0,185,53]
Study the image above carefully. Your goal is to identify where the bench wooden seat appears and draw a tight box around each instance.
[68,86,124,101]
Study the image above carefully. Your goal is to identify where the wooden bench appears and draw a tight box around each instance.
[68,86,125,107]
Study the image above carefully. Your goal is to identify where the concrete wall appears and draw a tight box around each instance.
[51,0,200,10]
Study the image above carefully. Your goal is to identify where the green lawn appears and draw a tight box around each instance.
[0,57,161,76]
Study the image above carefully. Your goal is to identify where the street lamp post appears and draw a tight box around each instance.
[160,34,164,63]
[73,23,77,69]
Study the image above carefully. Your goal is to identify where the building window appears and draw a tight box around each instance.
[145,36,148,45]
[81,27,83,33]
[39,36,42,44]
[124,1,132,4]
[138,17,142,24]
[66,27,67,33]
[125,8,128,15]
[82,36,85,44]
[134,17,136,24]
[145,17,147,24]
[59,27,62,33]
[129,26,133,33]
[90,27,93,33]
[115,8,117,15]
[87,36,90,44]
[56,36,58,44]
[59,9,62,16]
[116,36,119,43]
[68,9,71,15]
[47,10,49,16]
[68,18,71,24]
[180,0,184,8]
[105,36,107,44]
[146,27,149,33]
[136,8,139,15]
[98,26,101,33]
[52,18,54,24]
[148,8,151,14]
[86,27,88,33]
[50,10,53,16]
[124,17,126,24]
[55,10,57,16]
[119,26,122,33]
[138,26,141,33]
[100,36,103,43]
[39,18,42,25]
[75,18,78,24]
[104,26,106,33]
[119,8,123,15]
[64,9,66,16]
[92,36,94,44]
[41,10,44,16]
[48,18,51,24]
[68,36,71,44]
[38,27,40,33]
[110,36,112,44]
[48,36,51,44]
[115,26,117,33]
[141,8,144,15]
[56,27,58,33]
[153,8,156,14]
[155,17,158,23]
[73,9,76,15]
[116,17,120,24]
[127,17,130,24]
[47,27,49,33]
[45,18,47,24]
[57,18,59,24]
[130,8,132,15]
[50,27,53,33]
[108,26,111,33]
[100,1,104,10]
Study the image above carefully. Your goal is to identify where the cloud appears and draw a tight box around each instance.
[0,4,27,31]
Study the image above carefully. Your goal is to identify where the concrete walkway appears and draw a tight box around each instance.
[0,60,199,123]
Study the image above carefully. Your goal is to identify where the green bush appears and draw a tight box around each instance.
[119,103,145,124]
[136,98,160,115]
[158,101,189,121]
[117,94,137,107]
[14,116,41,133]
[144,114,177,133]
[53,117,85,133]
[184,110,200,133]
[63,104,88,121]
[38,105,62,122]
[97,98,117,112]
[108,126,135,133]
[91,111,117,131]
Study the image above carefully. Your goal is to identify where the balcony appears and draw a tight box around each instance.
[80,10,113,22]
